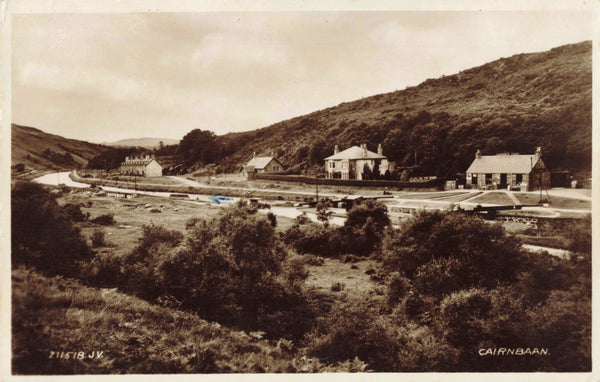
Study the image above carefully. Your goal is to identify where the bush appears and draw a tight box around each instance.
[284,222,341,257]
[307,301,458,372]
[127,205,314,340]
[91,229,106,247]
[303,255,325,266]
[432,281,591,372]
[385,272,413,309]
[331,282,345,292]
[337,200,391,256]
[91,213,115,226]
[121,225,184,299]
[437,288,493,349]
[382,211,522,298]
[316,201,333,227]
[283,256,309,286]
[61,203,87,222]
[78,251,124,287]
[12,182,92,276]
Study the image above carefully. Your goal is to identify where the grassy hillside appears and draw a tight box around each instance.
[216,41,591,178]
[11,124,109,173]
[12,267,361,374]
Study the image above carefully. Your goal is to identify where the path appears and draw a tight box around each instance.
[503,190,522,205]
[168,176,347,198]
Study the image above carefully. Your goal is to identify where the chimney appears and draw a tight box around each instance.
[377,143,383,155]
[253,151,256,158]
[125,156,129,161]
[362,143,367,157]
[334,145,339,154]
[476,149,482,159]
[535,147,542,159]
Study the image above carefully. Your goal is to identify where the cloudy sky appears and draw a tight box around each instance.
[11,10,593,143]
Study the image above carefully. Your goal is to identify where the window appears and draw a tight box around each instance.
[330,161,336,169]
[485,174,493,184]
[516,174,523,183]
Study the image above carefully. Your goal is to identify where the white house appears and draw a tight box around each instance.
[324,143,390,180]
[119,154,163,177]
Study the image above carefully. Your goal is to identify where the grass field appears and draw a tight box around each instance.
[468,192,516,205]
[514,192,591,209]
[60,191,223,258]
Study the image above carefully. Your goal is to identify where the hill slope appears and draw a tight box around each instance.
[13,267,355,374]
[12,124,109,172]
[217,41,591,178]
[105,137,179,149]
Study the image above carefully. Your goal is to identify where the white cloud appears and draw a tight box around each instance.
[191,32,289,69]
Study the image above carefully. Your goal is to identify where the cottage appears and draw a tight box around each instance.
[242,153,284,178]
[465,147,550,191]
[324,143,391,180]
[119,154,163,177]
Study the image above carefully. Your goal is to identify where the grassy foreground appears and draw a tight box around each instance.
[12,267,361,374]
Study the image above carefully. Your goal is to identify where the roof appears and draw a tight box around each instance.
[245,156,280,169]
[121,158,160,167]
[466,154,540,174]
[325,146,386,160]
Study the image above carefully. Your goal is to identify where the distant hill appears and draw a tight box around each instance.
[11,124,109,172]
[105,138,179,149]
[215,41,591,179]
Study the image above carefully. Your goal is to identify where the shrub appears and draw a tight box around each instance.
[336,200,390,256]
[61,203,87,222]
[91,213,115,226]
[386,272,413,309]
[565,215,591,254]
[284,222,340,257]
[154,205,313,339]
[185,217,203,229]
[316,201,333,227]
[383,211,522,298]
[331,282,345,292]
[91,229,106,247]
[284,257,309,286]
[303,255,325,266]
[437,288,493,349]
[11,182,92,276]
[307,301,458,372]
[121,225,184,299]
[266,212,277,228]
[78,251,124,287]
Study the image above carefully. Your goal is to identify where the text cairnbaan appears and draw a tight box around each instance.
[479,348,549,356]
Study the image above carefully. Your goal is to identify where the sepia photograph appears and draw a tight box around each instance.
[2,1,597,379]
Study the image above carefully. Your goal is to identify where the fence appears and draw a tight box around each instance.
[251,173,444,190]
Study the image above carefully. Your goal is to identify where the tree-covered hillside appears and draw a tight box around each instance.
[214,41,591,179]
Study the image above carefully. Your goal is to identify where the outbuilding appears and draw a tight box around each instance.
[242,154,284,178]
